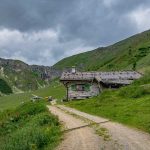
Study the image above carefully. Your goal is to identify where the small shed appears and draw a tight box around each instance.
[60,69,142,100]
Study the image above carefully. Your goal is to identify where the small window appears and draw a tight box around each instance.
[71,84,91,91]
[76,84,85,91]
[84,83,90,91]
[71,84,76,91]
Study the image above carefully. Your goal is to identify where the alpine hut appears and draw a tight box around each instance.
[60,68,142,100]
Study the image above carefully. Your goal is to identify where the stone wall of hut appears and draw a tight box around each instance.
[67,81,100,100]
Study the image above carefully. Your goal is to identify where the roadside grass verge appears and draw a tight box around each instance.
[0,101,62,150]
[66,72,150,133]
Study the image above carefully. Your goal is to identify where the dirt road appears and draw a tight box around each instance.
[48,105,101,150]
[56,105,150,150]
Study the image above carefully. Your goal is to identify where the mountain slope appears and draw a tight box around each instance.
[54,30,150,72]
[0,58,61,93]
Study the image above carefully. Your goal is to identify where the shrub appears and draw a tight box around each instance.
[15,101,47,116]
[119,86,150,98]
[1,113,61,150]
[0,102,62,150]
[133,71,150,85]
[32,112,59,126]
[118,70,150,98]
[0,101,47,135]
[0,79,12,94]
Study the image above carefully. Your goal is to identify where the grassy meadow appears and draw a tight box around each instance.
[0,80,65,111]
[66,72,150,133]
[0,101,62,150]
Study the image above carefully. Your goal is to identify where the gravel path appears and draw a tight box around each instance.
[57,105,150,150]
[48,106,101,150]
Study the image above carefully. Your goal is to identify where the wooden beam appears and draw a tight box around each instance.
[66,84,69,101]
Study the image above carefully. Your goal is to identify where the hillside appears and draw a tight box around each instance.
[54,30,150,72]
[0,58,61,93]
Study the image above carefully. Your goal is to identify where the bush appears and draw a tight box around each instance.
[15,101,47,116]
[119,86,150,98]
[33,112,59,126]
[1,113,61,150]
[0,101,47,135]
[119,72,150,98]
[0,79,12,94]
[133,71,150,85]
[0,102,62,150]
[118,71,150,98]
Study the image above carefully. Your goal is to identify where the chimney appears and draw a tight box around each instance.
[71,66,76,74]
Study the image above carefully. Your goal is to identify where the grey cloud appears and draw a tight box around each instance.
[0,0,75,31]
[0,0,149,43]
[0,0,150,65]
[109,0,150,13]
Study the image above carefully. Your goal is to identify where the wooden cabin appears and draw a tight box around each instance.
[60,68,142,100]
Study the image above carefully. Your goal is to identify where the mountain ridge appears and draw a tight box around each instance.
[0,57,61,94]
[53,29,150,72]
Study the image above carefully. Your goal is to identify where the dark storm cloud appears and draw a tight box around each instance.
[0,0,150,65]
[57,0,150,45]
[0,0,76,31]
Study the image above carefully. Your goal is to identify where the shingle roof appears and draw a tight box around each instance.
[60,71,142,85]
[101,79,133,85]
[60,72,95,81]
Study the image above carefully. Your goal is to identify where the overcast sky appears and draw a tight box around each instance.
[0,0,150,66]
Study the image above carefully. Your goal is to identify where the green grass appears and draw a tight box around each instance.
[66,92,150,133]
[0,101,62,150]
[66,73,150,133]
[54,29,150,72]
[0,80,65,111]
